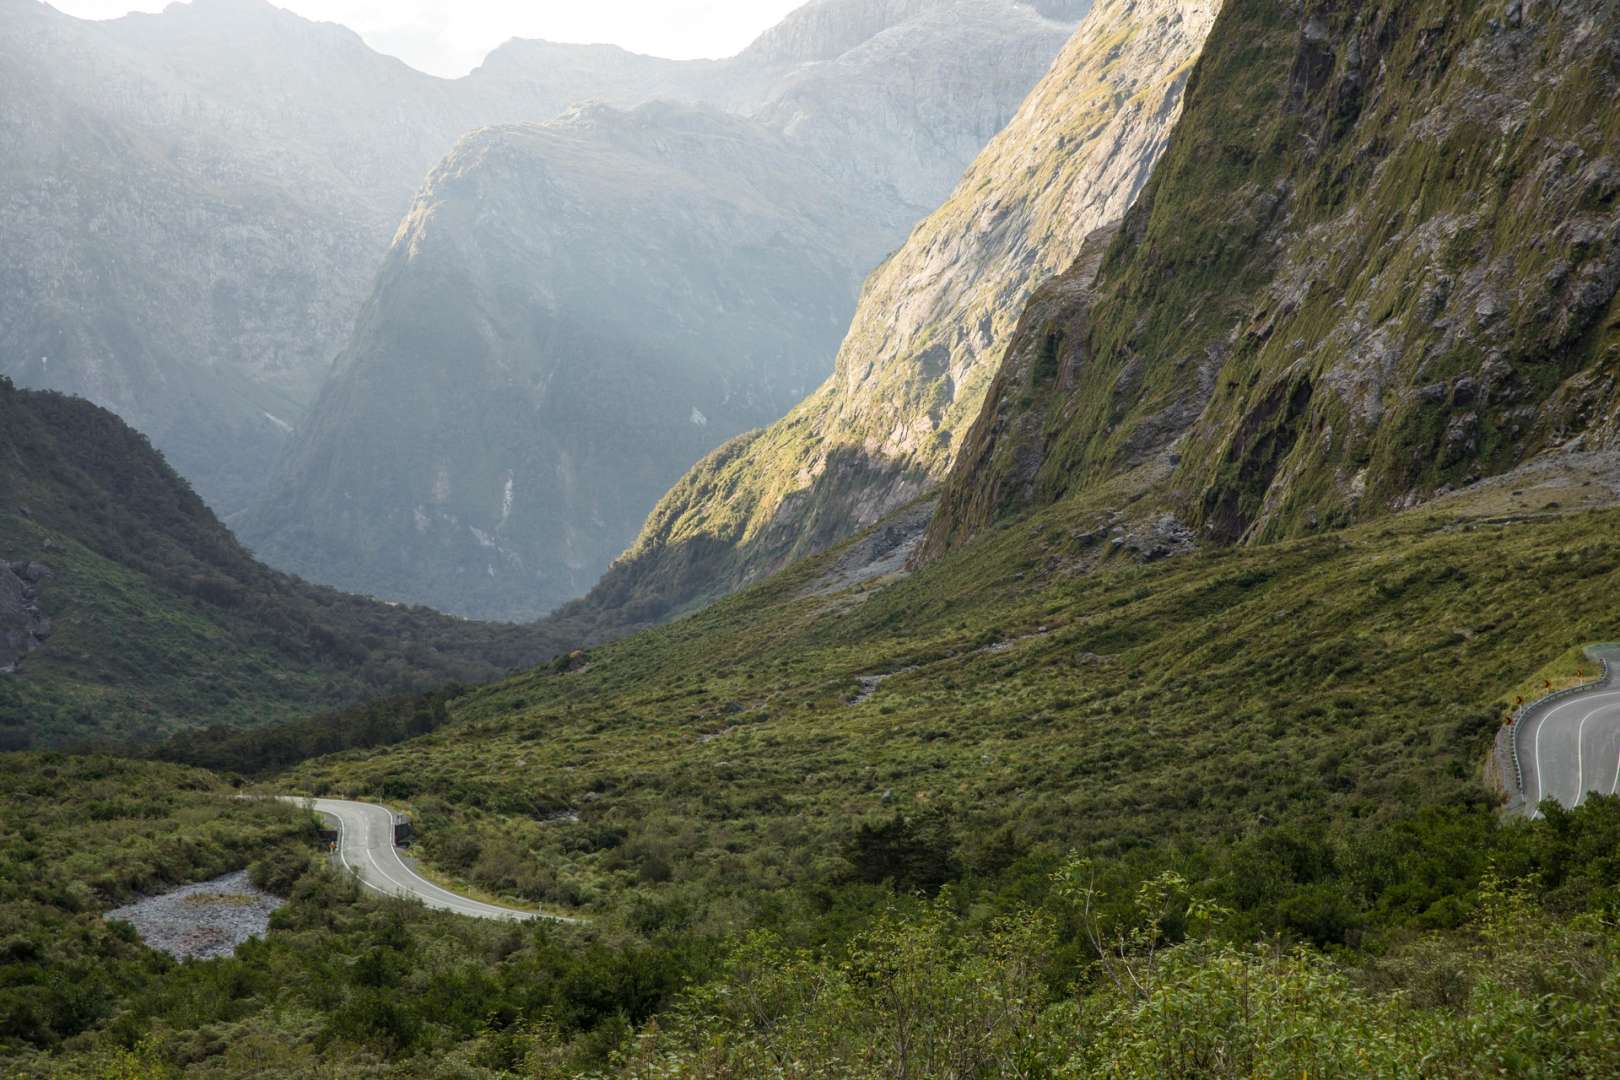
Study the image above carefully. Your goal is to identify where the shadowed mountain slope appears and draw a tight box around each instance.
[0,378,569,747]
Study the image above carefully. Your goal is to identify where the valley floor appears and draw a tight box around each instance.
[3,449,1619,1077]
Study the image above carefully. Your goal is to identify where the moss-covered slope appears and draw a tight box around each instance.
[930,0,1620,554]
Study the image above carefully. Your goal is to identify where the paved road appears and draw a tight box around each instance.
[1515,645,1620,817]
[280,797,556,922]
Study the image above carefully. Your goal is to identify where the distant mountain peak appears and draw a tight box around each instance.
[153,0,295,23]
[741,0,1088,66]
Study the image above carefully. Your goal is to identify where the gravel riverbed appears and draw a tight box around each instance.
[104,870,283,960]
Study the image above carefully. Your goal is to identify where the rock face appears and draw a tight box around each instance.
[751,0,1103,211]
[0,0,477,514]
[560,0,1218,630]
[926,0,1620,556]
[0,560,51,674]
[241,105,879,619]
[0,0,1080,518]
[238,0,1087,620]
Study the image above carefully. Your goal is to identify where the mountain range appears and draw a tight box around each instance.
[234,0,1089,619]
[2,0,1085,621]
[7,0,1620,1070]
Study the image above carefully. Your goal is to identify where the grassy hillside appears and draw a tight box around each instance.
[0,754,695,1078]
[287,459,1620,928]
[0,379,575,747]
[0,755,312,1059]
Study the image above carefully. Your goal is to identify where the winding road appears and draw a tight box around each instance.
[280,797,562,922]
[1514,645,1620,817]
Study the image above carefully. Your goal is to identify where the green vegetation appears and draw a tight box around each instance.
[152,688,466,778]
[0,380,574,747]
[288,487,1620,927]
[1499,643,1611,710]
[8,746,1620,1076]
[618,857,1620,1078]
[0,755,312,1056]
[4,412,1620,1078]
[0,754,710,1078]
[931,0,1620,554]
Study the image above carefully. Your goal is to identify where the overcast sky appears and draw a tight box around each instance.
[47,0,809,77]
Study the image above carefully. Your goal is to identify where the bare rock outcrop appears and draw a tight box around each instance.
[0,559,51,674]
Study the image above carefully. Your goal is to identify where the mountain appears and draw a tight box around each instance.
[0,376,569,748]
[559,0,1218,632]
[0,0,476,514]
[14,0,1620,1073]
[252,0,1620,1058]
[0,0,1081,518]
[926,0,1620,555]
[239,104,882,619]
[237,0,1087,619]
[748,0,1102,210]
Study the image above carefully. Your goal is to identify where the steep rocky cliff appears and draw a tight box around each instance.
[0,0,454,513]
[565,0,1218,628]
[753,0,1100,210]
[239,0,1086,619]
[927,0,1620,556]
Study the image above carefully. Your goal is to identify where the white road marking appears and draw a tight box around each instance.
[328,810,394,899]
[1576,705,1594,806]
[1523,688,1620,816]
[1533,708,1548,817]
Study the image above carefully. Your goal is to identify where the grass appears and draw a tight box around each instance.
[179,893,261,907]
[283,475,1620,931]
[393,851,560,920]
[1499,644,1610,712]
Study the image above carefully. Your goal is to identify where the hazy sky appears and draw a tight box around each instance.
[47,0,808,77]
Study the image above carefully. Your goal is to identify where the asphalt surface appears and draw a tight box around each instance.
[280,797,554,921]
[1515,645,1620,817]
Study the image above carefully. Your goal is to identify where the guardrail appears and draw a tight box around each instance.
[1505,644,1616,802]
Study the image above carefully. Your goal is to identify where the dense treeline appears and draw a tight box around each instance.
[152,687,466,777]
[0,378,583,745]
[6,750,1620,1077]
